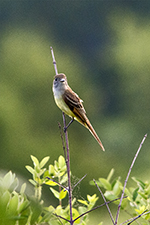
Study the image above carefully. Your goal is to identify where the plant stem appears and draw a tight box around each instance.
[50,46,58,75]
[51,47,73,224]
[93,179,115,225]
[115,134,147,225]
[62,112,73,224]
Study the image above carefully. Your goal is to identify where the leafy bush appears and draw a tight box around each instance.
[0,149,150,225]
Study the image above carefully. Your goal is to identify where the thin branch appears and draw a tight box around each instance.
[119,210,150,225]
[121,210,141,225]
[120,217,139,225]
[46,177,68,191]
[93,179,115,225]
[115,134,147,225]
[127,210,149,225]
[58,122,67,160]
[73,174,87,190]
[73,196,127,223]
[53,213,64,225]
[53,213,70,223]
[50,46,58,75]
[51,48,73,224]
[63,112,73,224]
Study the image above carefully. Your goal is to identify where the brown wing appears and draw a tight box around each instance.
[63,87,87,123]
[63,86,105,151]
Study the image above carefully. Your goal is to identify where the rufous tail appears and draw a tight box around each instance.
[85,119,105,151]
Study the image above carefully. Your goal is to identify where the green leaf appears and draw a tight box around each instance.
[40,206,55,222]
[39,168,46,176]
[50,187,60,199]
[135,205,146,214]
[35,165,40,173]
[3,171,14,189]
[58,155,66,168]
[29,179,37,186]
[7,194,19,215]
[57,171,65,177]
[145,184,150,195]
[133,187,139,201]
[43,170,49,178]
[59,189,67,200]
[138,191,147,200]
[20,183,26,194]
[89,180,95,186]
[78,206,87,215]
[60,173,68,184]
[132,177,145,189]
[99,178,112,190]
[45,179,57,186]
[55,205,64,215]
[39,156,50,168]
[54,160,59,170]
[104,191,117,201]
[49,165,55,176]
[1,190,11,208]
[26,166,34,175]
[124,187,131,197]
[78,199,88,206]
[87,194,98,203]
[113,180,121,196]
[107,168,115,182]
[18,199,29,214]
[72,208,80,223]
[10,178,19,191]
[31,155,39,167]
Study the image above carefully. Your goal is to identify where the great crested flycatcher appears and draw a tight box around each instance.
[52,73,105,151]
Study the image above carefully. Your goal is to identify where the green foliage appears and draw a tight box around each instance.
[0,171,41,225]
[91,169,150,224]
[1,156,150,224]
[25,155,99,224]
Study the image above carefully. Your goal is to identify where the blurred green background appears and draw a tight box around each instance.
[1,1,150,223]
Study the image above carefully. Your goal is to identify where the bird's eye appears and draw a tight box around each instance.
[60,78,65,82]
[55,78,58,81]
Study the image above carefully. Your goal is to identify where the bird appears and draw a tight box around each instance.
[52,73,105,151]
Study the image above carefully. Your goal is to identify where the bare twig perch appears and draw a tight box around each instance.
[51,47,73,224]
[50,47,58,75]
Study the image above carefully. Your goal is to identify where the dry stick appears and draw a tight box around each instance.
[73,174,87,190]
[50,47,58,75]
[127,210,149,225]
[122,210,141,225]
[115,134,147,225]
[93,179,115,225]
[58,122,67,160]
[53,213,70,223]
[51,48,63,207]
[119,210,149,225]
[63,112,73,224]
[73,196,127,223]
[51,47,73,224]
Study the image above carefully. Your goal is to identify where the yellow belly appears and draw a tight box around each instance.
[54,96,75,118]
